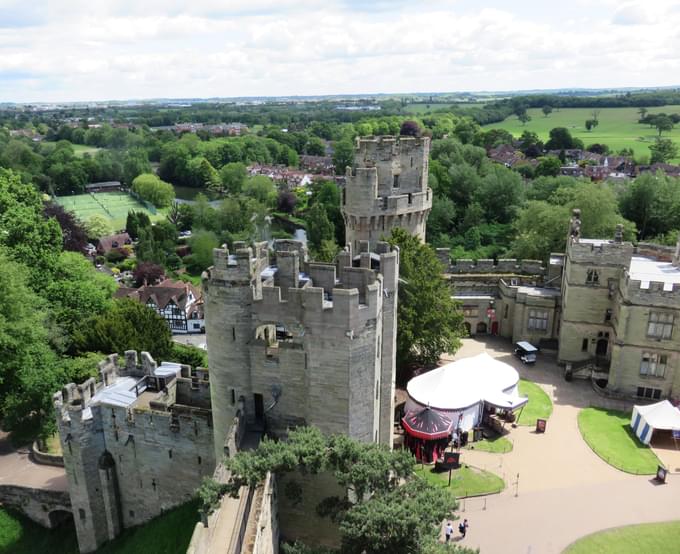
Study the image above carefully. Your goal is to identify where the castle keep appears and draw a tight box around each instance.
[202,239,399,460]
[342,135,432,251]
[54,352,215,553]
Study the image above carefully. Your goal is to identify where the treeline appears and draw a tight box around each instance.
[466,89,680,125]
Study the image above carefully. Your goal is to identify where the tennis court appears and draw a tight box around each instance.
[55,191,163,230]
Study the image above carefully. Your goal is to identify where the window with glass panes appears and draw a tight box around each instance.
[647,312,674,339]
[640,352,667,377]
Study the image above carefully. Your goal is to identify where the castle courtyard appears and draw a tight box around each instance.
[444,337,680,553]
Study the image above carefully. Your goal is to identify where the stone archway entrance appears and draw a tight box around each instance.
[596,338,608,356]
[48,509,73,528]
[476,321,488,334]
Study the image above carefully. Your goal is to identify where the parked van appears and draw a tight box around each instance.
[514,341,538,364]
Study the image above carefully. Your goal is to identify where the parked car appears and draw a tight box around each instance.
[514,341,538,364]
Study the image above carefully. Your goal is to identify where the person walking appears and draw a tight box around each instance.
[459,518,469,538]
[445,521,454,542]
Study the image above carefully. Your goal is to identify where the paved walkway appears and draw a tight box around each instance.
[439,337,680,553]
[0,431,67,491]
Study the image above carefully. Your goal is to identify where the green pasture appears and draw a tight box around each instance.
[482,105,680,160]
[72,144,103,157]
[55,191,165,230]
[0,500,198,554]
[564,521,680,554]
[578,408,661,474]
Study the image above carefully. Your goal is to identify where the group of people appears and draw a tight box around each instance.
[445,519,469,542]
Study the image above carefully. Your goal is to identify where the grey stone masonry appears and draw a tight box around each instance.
[342,136,432,251]
[203,239,399,461]
[54,352,215,553]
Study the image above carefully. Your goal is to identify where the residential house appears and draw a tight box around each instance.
[115,279,204,334]
[96,232,132,256]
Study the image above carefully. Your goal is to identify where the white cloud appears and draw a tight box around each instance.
[1,0,680,101]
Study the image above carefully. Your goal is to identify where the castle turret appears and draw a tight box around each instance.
[342,136,432,251]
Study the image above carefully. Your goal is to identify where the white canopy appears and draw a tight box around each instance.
[631,400,680,445]
[407,352,523,411]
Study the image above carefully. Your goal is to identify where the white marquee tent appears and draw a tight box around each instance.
[630,400,680,445]
[405,352,529,432]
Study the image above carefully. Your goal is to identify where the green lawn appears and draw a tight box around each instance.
[403,102,457,114]
[0,500,199,554]
[415,464,505,497]
[578,408,661,474]
[482,105,680,161]
[56,191,167,231]
[516,379,553,426]
[564,521,680,554]
[72,144,103,157]
[466,435,513,453]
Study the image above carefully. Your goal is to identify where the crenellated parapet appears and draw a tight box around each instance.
[621,273,680,308]
[343,135,432,250]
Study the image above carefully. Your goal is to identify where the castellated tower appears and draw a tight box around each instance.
[342,135,433,251]
[203,239,399,461]
[54,352,215,553]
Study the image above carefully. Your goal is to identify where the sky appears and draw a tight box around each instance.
[1,0,680,103]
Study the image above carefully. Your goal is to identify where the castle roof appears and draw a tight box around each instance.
[629,256,680,288]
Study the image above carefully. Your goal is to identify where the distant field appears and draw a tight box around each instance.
[55,191,165,230]
[404,102,457,114]
[482,105,680,160]
[44,142,102,157]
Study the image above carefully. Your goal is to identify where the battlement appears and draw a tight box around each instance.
[440,254,545,276]
[567,238,634,266]
[621,271,680,307]
[54,351,209,429]
[354,135,430,162]
[206,241,269,284]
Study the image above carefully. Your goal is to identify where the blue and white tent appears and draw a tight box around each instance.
[630,400,680,445]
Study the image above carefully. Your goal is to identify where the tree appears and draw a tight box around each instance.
[46,251,117,352]
[126,209,152,239]
[133,262,165,287]
[638,107,648,120]
[0,250,60,441]
[218,162,247,195]
[305,203,335,252]
[535,156,562,177]
[243,175,277,207]
[43,202,89,253]
[649,138,679,164]
[75,298,172,360]
[590,109,601,123]
[399,120,422,137]
[654,114,674,136]
[223,427,461,554]
[542,105,553,117]
[131,173,175,208]
[388,228,465,379]
[545,127,580,150]
[305,136,326,156]
[187,229,219,272]
[585,119,599,132]
[277,191,297,214]
[518,112,531,126]
[332,140,355,176]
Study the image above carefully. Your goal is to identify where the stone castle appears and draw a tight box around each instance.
[54,351,215,553]
[342,135,432,251]
[447,209,680,402]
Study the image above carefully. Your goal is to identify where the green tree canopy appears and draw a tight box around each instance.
[75,298,172,360]
[649,138,679,164]
[131,173,175,208]
[388,228,465,379]
[332,140,355,176]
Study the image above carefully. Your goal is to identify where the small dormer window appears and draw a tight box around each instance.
[586,269,599,285]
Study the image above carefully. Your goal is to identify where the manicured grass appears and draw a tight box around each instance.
[516,379,553,426]
[564,521,680,554]
[482,105,680,161]
[0,500,199,554]
[415,464,505,497]
[403,102,457,114]
[466,435,513,454]
[56,191,167,230]
[72,144,103,157]
[578,408,661,475]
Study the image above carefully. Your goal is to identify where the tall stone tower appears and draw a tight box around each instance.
[342,135,432,251]
[203,239,399,460]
